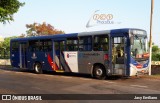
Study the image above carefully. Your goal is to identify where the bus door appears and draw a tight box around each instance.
[19,42,27,68]
[53,40,69,71]
[111,37,126,75]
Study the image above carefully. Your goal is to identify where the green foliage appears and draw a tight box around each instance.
[152,53,160,61]
[152,45,160,61]
[0,0,25,24]
[152,45,159,53]
[0,36,17,59]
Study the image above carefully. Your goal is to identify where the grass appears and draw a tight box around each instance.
[150,74,160,77]
[0,65,12,68]
[141,74,160,79]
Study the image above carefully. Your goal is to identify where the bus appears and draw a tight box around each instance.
[10,28,149,79]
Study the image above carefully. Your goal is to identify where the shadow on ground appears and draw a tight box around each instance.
[0,67,132,80]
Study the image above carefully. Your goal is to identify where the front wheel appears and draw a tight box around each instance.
[34,63,43,74]
[93,65,106,80]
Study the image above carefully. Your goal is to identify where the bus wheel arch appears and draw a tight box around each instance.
[34,62,43,74]
[92,63,106,80]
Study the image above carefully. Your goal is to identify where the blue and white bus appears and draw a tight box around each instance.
[10,28,149,79]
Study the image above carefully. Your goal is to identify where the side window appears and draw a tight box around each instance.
[94,35,109,51]
[66,38,78,51]
[54,41,65,51]
[28,40,39,52]
[28,39,52,52]
[40,39,52,52]
[79,36,92,51]
[114,37,122,44]
[11,41,19,52]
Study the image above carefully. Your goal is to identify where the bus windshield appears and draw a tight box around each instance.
[131,35,148,58]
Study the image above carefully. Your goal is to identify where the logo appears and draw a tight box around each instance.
[31,53,37,59]
[66,53,76,58]
[1,95,42,101]
[2,95,11,100]
[86,10,121,28]
[93,14,113,21]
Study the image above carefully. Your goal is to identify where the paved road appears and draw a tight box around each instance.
[0,68,160,103]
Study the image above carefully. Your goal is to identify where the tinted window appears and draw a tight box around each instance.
[94,35,109,51]
[29,39,52,52]
[11,41,19,52]
[40,39,52,52]
[79,36,92,51]
[28,40,39,52]
[60,41,65,51]
[66,38,78,51]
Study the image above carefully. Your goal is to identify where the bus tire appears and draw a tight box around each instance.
[93,65,106,80]
[34,62,43,74]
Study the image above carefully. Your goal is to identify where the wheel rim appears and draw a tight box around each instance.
[96,68,103,76]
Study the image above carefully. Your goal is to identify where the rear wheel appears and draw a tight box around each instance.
[34,63,43,74]
[93,65,106,80]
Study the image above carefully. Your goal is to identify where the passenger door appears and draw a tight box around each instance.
[54,41,64,70]
[19,42,27,68]
[53,40,71,72]
[111,37,126,75]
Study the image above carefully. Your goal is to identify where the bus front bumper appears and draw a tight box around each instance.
[137,69,148,75]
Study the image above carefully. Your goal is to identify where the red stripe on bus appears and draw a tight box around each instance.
[47,54,58,71]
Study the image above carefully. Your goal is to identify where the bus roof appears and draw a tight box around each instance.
[11,28,146,42]
[78,28,146,36]
[11,33,78,42]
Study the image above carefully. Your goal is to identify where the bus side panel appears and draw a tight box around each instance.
[26,52,53,71]
[78,51,104,74]
[63,51,78,73]
[26,52,35,70]
[42,52,53,71]
[11,51,20,68]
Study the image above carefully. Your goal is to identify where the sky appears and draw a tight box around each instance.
[0,0,160,46]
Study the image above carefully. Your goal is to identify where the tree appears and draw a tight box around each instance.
[152,45,159,53]
[0,0,25,24]
[152,53,160,61]
[152,44,160,61]
[26,22,65,36]
[19,33,25,38]
[0,36,17,58]
[0,36,17,49]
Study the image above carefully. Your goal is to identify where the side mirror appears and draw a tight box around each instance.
[130,36,134,45]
